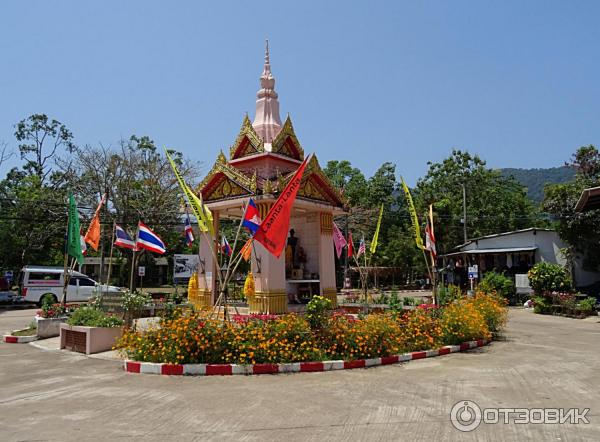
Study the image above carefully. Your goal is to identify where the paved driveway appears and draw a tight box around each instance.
[0,308,598,441]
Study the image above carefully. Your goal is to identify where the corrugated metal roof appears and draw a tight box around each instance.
[441,246,537,257]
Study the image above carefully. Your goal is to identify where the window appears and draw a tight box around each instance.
[69,278,78,286]
[78,278,96,287]
[29,273,61,281]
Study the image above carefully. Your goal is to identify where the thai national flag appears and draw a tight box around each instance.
[242,198,262,235]
[184,212,194,247]
[114,224,136,250]
[135,222,167,255]
[221,235,232,257]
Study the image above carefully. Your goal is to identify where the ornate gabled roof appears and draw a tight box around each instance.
[199,151,257,201]
[280,155,346,208]
[230,114,265,160]
[270,115,304,161]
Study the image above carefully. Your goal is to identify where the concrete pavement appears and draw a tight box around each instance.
[0,308,599,441]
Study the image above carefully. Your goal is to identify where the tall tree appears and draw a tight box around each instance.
[14,114,76,184]
[543,145,600,270]
[416,150,538,252]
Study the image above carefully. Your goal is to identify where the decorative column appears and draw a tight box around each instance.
[319,212,337,307]
[249,201,288,314]
[195,211,219,308]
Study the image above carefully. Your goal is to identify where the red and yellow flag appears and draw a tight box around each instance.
[240,238,253,262]
[84,194,106,251]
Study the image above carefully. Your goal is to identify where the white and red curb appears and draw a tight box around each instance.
[124,339,489,376]
[3,333,38,344]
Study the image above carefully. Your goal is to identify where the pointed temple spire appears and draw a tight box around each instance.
[252,39,282,143]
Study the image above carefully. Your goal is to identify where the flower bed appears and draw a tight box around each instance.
[117,293,506,366]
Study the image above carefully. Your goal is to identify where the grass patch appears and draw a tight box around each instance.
[12,327,37,336]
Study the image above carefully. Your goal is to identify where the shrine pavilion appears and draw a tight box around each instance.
[194,42,346,314]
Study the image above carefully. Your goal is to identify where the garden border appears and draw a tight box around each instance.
[124,339,489,376]
[3,332,38,344]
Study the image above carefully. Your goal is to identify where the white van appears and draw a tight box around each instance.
[18,266,122,305]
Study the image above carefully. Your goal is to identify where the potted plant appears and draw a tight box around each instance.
[36,298,75,339]
[60,306,124,355]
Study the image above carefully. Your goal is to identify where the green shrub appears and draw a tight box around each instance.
[528,262,572,295]
[437,284,462,306]
[388,291,402,312]
[578,297,597,312]
[478,271,515,299]
[532,296,552,314]
[403,297,416,306]
[305,295,332,330]
[67,306,124,328]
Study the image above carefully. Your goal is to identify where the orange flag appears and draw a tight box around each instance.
[240,238,253,262]
[254,155,310,258]
[84,194,106,251]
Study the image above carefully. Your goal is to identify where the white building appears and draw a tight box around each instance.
[442,228,600,290]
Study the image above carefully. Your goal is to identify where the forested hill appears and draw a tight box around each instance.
[499,166,575,204]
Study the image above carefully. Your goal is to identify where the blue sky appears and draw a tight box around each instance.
[0,1,598,184]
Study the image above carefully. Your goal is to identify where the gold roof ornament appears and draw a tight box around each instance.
[230,114,265,160]
[271,115,304,160]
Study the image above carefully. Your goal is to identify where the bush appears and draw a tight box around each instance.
[578,297,597,312]
[305,295,332,330]
[478,271,515,299]
[67,306,124,328]
[438,301,490,345]
[388,291,402,312]
[528,263,572,295]
[437,284,462,306]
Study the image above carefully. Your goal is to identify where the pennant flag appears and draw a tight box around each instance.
[370,204,384,254]
[164,148,214,235]
[332,221,347,259]
[67,193,84,266]
[347,231,354,258]
[221,235,232,257]
[84,194,106,251]
[114,224,136,249]
[254,155,311,257]
[240,237,253,261]
[242,198,262,235]
[425,204,437,260]
[136,222,167,255]
[184,210,195,247]
[401,176,425,250]
[356,237,366,258]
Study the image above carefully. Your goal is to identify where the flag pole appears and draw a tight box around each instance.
[105,221,116,290]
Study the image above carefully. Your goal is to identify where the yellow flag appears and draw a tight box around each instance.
[401,176,425,250]
[370,204,384,254]
[164,148,214,236]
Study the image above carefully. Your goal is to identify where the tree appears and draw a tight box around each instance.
[543,145,600,270]
[14,114,76,184]
[323,160,368,206]
[72,136,202,286]
[416,150,539,252]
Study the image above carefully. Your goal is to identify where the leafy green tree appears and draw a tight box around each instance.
[416,150,539,252]
[323,160,368,206]
[14,114,76,184]
[543,145,600,270]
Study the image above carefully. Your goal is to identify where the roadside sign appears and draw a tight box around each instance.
[4,270,13,281]
[138,266,146,277]
[468,265,478,280]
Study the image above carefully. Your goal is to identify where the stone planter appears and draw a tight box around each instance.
[60,323,123,355]
[36,317,68,338]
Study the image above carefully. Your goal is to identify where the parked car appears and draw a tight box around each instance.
[18,266,122,306]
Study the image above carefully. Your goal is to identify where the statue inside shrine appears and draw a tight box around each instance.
[285,229,298,277]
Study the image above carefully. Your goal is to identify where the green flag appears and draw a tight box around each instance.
[67,192,84,266]
[370,204,384,254]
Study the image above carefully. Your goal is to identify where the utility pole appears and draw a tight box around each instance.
[462,183,467,244]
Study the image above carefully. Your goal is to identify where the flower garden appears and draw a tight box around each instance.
[117,291,507,366]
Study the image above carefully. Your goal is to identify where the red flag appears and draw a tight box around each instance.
[254,155,310,257]
[347,231,354,258]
